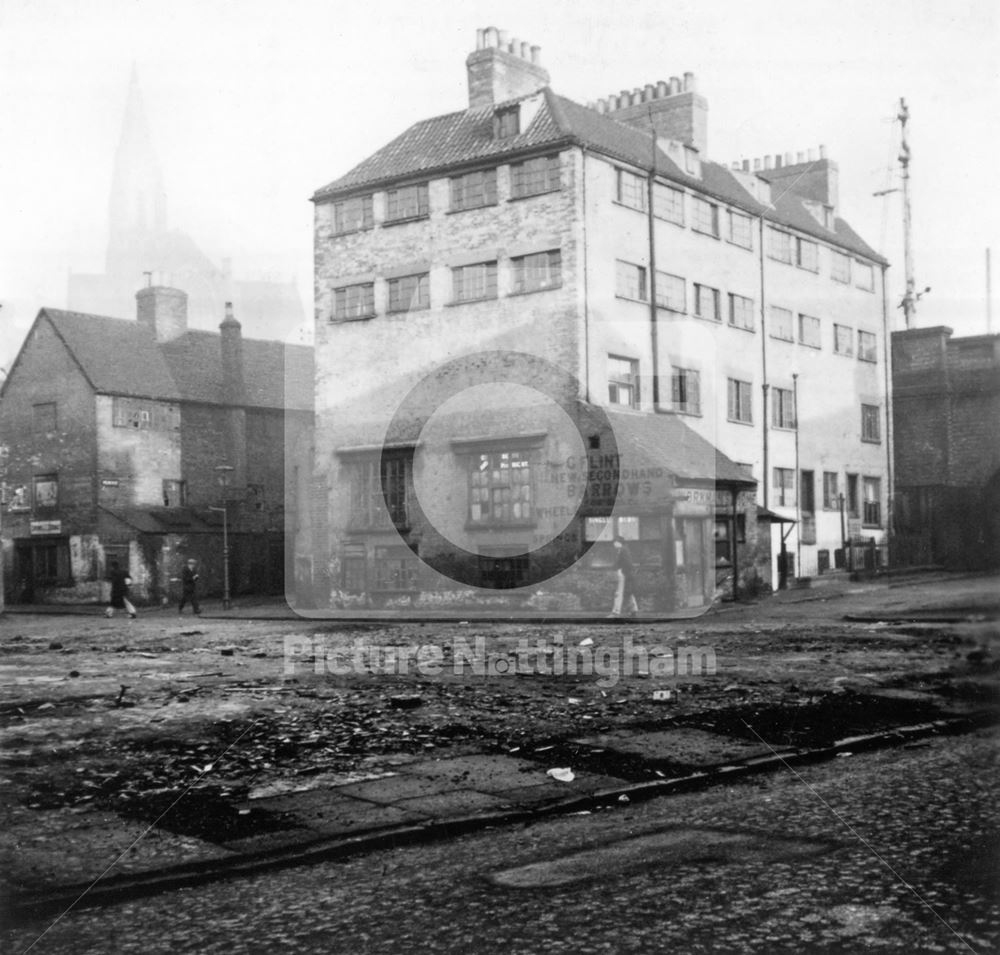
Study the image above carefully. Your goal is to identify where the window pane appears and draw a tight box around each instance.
[729,293,754,330]
[513,250,561,293]
[797,239,818,271]
[694,284,720,321]
[767,228,793,263]
[769,306,794,341]
[655,272,686,311]
[653,183,684,224]
[616,169,646,211]
[616,260,647,300]
[511,156,560,198]
[799,314,821,348]
[692,198,719,236]
[729,211,753,249]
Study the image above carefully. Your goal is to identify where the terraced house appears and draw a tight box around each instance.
[306,27,890,612]
[0,287,313,605]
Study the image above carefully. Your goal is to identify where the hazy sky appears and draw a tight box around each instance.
[1,0,997,371]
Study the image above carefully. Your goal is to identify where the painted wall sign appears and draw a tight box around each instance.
[30,520,62,535]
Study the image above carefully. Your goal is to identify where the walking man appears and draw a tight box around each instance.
[106,561,137,619]
[608,536,638,618]
[179,558,201,615]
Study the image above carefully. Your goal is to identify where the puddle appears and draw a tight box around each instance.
[491,826,837,887]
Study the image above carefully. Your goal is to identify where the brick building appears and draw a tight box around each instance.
[303,27,890,612]
[892,327,1000,568]
[0,287,313,605]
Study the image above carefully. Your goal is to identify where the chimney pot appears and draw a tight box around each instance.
[530,44,541,64]
[669,76,681,95]
[819,144,827,159]
[797,151,805,163]
[484,26,499,48]
[467,27,550,109]
[775,155,782,168]
[656,80,668,98]
[497,29,509,49]
[683,71,695,91]
[743,159,750,172]
[785,151,793,165]
[476,28,485,50]
[763,155,771,169]
[643,83,655,102]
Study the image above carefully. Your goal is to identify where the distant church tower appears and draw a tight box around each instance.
[68,69,305,340]
[106,66,168,271]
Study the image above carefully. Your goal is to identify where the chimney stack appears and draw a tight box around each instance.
[590,71,708,155]
[466,26,550,109]
[136,286,187,342]
[219,301,246,404]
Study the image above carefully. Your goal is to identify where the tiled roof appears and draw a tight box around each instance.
[39,309,313,411]
[588,405,756,487]
[45,310,181,400]
[160,331,314,411]
[314,87,885,264]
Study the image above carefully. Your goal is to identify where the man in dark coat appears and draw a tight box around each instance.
[106,561,137,618]
[179,558,201,615]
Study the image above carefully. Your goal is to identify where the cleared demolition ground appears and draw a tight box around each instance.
[1,575,997,922]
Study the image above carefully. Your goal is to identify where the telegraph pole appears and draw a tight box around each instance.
[898,98,916,328]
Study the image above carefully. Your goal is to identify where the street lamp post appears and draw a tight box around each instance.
[211,465,235,610]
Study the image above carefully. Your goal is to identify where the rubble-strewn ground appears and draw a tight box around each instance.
[1,574,997,905]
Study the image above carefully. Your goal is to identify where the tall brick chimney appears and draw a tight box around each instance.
[466,26,549,109]
[590,75,708,156]
[136,285,187,341]
[219,301,246,404]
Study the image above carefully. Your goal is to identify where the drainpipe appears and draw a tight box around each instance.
[582,147,591,404]
[759,218,770,509]
[646,157,661,410]
[879,262,894,569]
[793,372,801,580]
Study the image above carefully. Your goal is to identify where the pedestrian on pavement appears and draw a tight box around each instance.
[106,561,137,618]
[179,558,202,615]
[608,536,638,617]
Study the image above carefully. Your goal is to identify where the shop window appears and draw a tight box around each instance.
[468,450,533,525]
[349,456,410,529]
[477,553,529,590]
[372,546,419,591]
[714,514,746,562]
[22,539,71,584]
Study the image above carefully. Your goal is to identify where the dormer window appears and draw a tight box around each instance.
[495,106,520,139]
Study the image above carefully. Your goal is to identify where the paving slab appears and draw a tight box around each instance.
[392,789,511,818]
[571,728,775,767]
[250,789,428,836]
[396,754,565,790]
[333,773,451,804]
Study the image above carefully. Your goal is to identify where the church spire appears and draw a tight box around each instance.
[106,65,167,272]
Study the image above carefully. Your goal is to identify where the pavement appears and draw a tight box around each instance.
[2,566,985,623]
[2,568,997,925]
